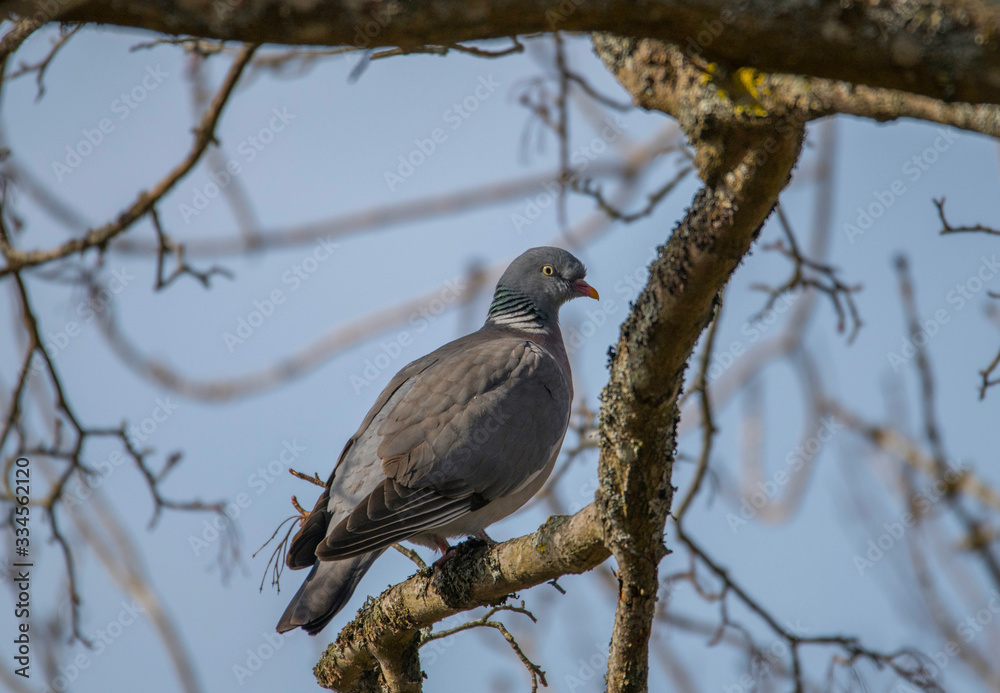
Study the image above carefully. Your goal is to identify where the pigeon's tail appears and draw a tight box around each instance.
[276,550,384,635]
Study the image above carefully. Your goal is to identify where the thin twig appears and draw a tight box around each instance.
[935,197,1000,236]
[4,24,82,100]
[420,603,546,691]
[0,42,259,276]
[151,207,232,290]
[751,204,862,342]
[392,543,428,570]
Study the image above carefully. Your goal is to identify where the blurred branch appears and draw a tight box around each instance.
[893,256,1000,590]
[0,43,258,277]
[822,400,1000,513]
[111,152,659,258]
[94,134,674,403]
[574,163,693,223]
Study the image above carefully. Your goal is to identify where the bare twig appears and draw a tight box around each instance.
[976,345,1000,400]
[420,603,546,692]
[4,24,82,100]
[674,527,940,693]
[151,207,232,290]
[0,42,259,276]
[574,163,692,223]
[935,197,1000,237]
[393,543,429,570]
[752,204,862,342]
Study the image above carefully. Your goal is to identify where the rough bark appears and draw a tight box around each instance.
[592,36,804,693]
[314,506,609,692]
[10,0,1000,106]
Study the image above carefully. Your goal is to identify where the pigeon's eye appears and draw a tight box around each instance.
[542,265,555,276]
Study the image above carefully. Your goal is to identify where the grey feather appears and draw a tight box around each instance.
[277,247,597,634]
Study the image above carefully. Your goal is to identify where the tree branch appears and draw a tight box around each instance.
[313,505,609,692]
[592,34,805,693]
[21,0,1000,106]
[0,42,258,276]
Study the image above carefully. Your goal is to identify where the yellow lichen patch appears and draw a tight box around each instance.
[700,63,770,117]
[735,67,763,100]
[698,61,719,86]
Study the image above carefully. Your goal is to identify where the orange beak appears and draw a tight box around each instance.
[573,279,599,300]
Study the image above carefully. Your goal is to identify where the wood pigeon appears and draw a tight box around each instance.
[277,246,598,634]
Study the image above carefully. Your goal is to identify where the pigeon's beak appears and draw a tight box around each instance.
[572,279,600,300]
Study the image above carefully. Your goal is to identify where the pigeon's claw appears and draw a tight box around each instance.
[431,538,456,569]
[291,495,309,526]
[473,529,498,547]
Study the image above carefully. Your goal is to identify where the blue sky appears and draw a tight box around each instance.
[2,23,1000,693]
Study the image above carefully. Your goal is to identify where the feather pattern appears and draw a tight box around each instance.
[486,285,548,333]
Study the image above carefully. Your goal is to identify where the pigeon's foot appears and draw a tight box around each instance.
[290,495,309,526]
[432,538,456,569]
[473,530,498,547]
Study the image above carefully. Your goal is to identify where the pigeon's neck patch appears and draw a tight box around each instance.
[486,285,548,333]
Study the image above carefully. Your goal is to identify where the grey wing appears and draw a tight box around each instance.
[316,338,571,560]
[284,356,436,569]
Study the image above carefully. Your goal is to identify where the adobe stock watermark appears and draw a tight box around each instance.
[51,66,169,182]
[852,460,967,576]
[348,277,466,393]
[61,396,181,511]
[38,601,146,693]
[421,611,477,668]
[886,255,1000,371]
[563,641,610,692]
[232,631,291,685]
[564,299,618,356]
[726,417,841,533]
[384,75,502,191]
[188,439,306,556]
[707,291,800,383]
[28,267,136,375]
[721,620,811,693]
[843,128,959,244]
[894,590,1000,691]
[180,107,296,223]
[222,235,339,353]
[511,115,627,233]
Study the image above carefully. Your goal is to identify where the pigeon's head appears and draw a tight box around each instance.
[488,247,598,328]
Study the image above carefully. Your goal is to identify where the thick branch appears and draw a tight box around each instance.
[313,505,609,692]
[592,36,804,693]
[16,0,1000,105]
